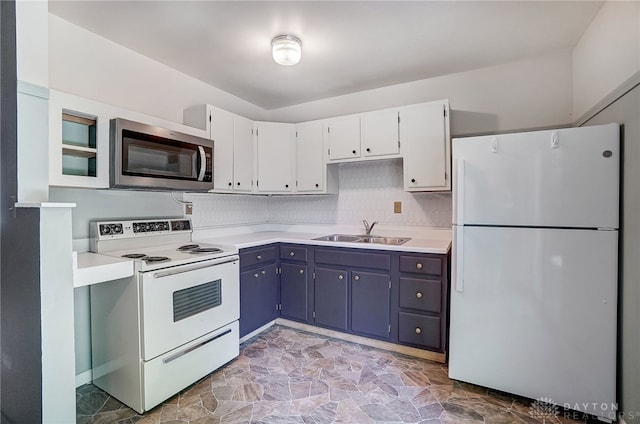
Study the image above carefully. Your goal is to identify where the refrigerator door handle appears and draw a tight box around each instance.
[452,226,464,292]
[453,159,465,225]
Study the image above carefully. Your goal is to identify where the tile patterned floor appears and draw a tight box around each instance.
[77,325,593,424]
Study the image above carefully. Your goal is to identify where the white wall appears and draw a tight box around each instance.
[573,1,640,121]
[267,52,574,135]
[186,160,452,231]
[269,160,452,228]
[16,0,48,86]
[48,14,268,123]
[573,3,640,421]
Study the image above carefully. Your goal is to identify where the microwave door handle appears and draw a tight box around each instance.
[197,146,206,181]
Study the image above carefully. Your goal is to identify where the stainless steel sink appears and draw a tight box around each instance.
[358,236,411,245]
[313,234,363,242]
[313,234,411,245]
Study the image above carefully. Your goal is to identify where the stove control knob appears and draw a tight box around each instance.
[113,225,123,234]
[101,225,111,235]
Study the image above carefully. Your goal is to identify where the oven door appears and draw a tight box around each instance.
[139,255,239,360]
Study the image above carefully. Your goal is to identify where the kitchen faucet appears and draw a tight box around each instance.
[362,220,378,235]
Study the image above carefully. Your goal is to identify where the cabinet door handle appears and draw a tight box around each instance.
[290,251,295,257]
[228,182,232,187]
[299,269,304,274]
[237,182,241,186]
[416,292,423,299]
[338,274,344,280]
[257,255,262,260]
[261,270,266,275]
[416,262,423,269]
[285,184,289,188]
[353,275,360,281]
[415,327,422,334]
[352,150,357,155]
[254,273,259,278]
[411,178,416,183]
[315,183,319,188]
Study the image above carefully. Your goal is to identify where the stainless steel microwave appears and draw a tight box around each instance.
[110,118,213,191]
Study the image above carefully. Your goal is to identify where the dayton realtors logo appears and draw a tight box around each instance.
[529,397,559,422]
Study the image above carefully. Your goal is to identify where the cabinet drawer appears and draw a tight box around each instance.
[399,277,441,313]
[315,248,390,271]
[398,312,441,350]
[399,255,442,276]
[240,246,278,269]
[280,245,308,262]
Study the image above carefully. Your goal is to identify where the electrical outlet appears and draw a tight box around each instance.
[394,201,402,214]
[185,204,193,215]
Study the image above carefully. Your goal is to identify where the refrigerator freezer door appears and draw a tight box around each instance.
[452,124,619,229]
[449,226,617,419]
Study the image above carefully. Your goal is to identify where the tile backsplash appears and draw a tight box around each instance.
[186,159,452,229]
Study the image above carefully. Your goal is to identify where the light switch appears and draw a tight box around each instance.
[185,204,193,215]
[394,201,402,214]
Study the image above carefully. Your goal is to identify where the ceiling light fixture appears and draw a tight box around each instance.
[272,35,302,66]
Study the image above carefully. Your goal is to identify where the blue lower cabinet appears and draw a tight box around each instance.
[397,253,449,353]
[351,270,391,340]
[314,267,348,331]
[280,262,309,322]
[240,255,279,338]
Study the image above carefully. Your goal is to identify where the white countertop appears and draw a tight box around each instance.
[73,252,134,288]
[198,230,451,254]
[72,225,451,288]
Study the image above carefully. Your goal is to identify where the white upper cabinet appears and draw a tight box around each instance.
[210,107,234,191]
[400,100,451,192]
[184,99,450,195]
[295,121,324,192]
[326,116,360,161]
[233,116,255,192]
[184,104,254,193]
[49,90,110,188]
[256,122,295,193]
[361,109,399,158]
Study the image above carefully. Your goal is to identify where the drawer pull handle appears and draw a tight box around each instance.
[416,292,423,299]
[257,255,262,260]
[290,251,295,257]
[338,274,344,280]
[299,269,304,274]
[261,270,266,275]
[415,327,422,334]
[354,275,360,281]
[416,263,423,270]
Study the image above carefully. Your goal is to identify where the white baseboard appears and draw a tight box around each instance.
[276,318,446,363]
[75,369,92,388]
[239,321,276,343]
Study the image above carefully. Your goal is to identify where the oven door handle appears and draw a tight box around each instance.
[162,328,233,364]
[197,146,206,181]
[152,256,239,279]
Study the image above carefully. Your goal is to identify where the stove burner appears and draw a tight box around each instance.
[122,253,147,259]
[189,247,223,254]
[144,256,171,263]
[177,244,199,251]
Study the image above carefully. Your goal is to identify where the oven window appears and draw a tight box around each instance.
[173,280,221,322]
[122,129,198,180]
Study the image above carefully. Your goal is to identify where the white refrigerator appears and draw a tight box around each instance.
[449,124,619,420]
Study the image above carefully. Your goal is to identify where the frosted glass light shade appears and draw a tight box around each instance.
[272,35,302,66]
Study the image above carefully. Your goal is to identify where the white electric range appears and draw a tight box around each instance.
[89,218,240,413]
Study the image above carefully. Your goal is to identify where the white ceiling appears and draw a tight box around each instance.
[48,1,602,110]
